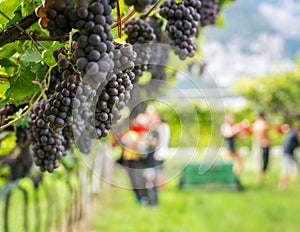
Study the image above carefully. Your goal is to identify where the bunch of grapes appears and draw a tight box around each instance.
[73,1,115,90]
[29,100,66,173]
[198,0,219,27]
[35,0,78,36]
[159,0,201,60]
[124,0,157,12]
[44,64,95,131]
[86,43,136,139]
[124,18,156,79]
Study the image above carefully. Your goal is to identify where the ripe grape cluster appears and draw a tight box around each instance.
[43,55,95,132]
[87,43,136,139]
[159,0,201,60]
[124,18,156,79]
[124,0,157,12]
[42,47,96,156]
[29,100,66,173]
[35,0,76,36]
[198,0,219,27]
[73,1,115,90]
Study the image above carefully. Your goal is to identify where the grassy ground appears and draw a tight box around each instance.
[78,154,300,232]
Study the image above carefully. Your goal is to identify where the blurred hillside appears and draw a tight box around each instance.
[202,0,300,86]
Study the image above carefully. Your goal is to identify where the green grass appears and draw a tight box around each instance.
[84,156,300,232]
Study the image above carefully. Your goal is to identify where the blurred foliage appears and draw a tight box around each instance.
[154,100,224,148]
[156,99,287,149]
[233,57,300,125]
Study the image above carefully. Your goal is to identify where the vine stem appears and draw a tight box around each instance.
[140,1,161,19]
[116,2,122,38]
[0,10,40,52]
[0,86,47,132]
[0,74,10,80]
[112,9,136,29]
[0,105,31,131]
[17,35,69,42]
[0,10,38,47]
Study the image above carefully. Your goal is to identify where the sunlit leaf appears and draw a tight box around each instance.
[0,0,23,25]
[21,48,42,63]
[42,42,62,67]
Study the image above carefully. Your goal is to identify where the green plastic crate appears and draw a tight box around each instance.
[179,162,238,190]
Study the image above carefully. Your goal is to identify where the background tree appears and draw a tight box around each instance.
[233,57,300,124]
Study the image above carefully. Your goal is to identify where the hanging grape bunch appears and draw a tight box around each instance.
[29,100,66,173]
[198,0,220,27]
[159,0,202,60]
[73,1,115,90]
[86,43,136,139]
[35,0,77,36]
[43,49,96,131]
[124,18,156,80]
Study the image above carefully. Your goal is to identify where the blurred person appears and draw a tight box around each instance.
[145,108,171,189]
[139,110,160,205]
[120,116,148,204]
[278,124,300,189]
[153,115,170,189]
[252,112,271,183]
[220,113,244,176]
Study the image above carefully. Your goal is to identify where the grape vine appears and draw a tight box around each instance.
[0,0,227,173]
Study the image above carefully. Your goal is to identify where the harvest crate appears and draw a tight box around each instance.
[179,162,240,190]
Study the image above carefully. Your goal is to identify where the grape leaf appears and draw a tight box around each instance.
[6,8,22,27]
[42,42,62,67]
[21,48,42,63]
[21,0,37,16]
[0,58,18,67]
[5,62,40,103]
[0,43,19,59]
[0,0,23,25]
[0,81,9,100]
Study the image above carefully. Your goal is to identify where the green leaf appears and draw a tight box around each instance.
[21,48,42,63]
[21,0,38,16]
[5,62,40,102]
[6,8,22,27]
[0,81,10,100]
[0,43,18,59]
[0,58,18,67]
[42,42,62,67]
[32,62,46,81]
[0,0,23,25]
